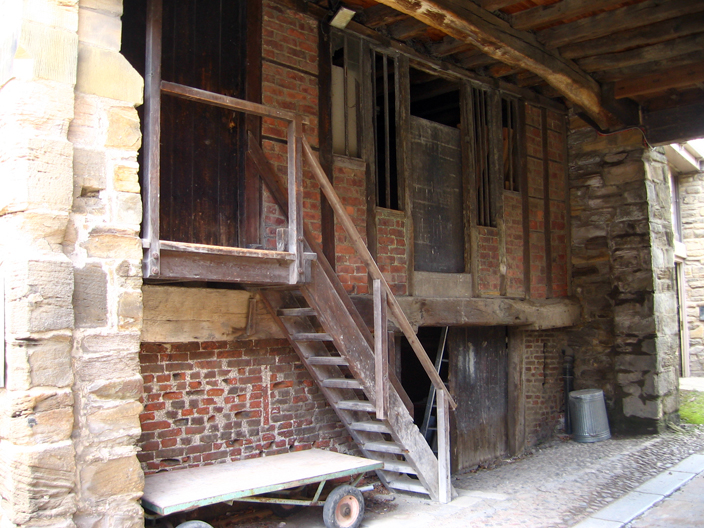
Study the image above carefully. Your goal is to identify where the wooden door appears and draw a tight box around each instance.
[449,326,508,472]
[410,116,465,273]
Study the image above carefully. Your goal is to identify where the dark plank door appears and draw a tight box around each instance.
[160,0,247,247]
[410,116,464,273]
[449,326,508,472]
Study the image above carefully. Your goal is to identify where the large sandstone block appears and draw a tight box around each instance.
[0,441,77,525]
[113,163,140,193]
[85,375,143,402]
[82,228,141,260]
[79,0,123,16]
[74,500,144,528]
[623,394,661,420]
[114,192,143,226]
[5,258,74,335]
[86,401,142,441]
[26,333,73,388]
[77,6,121,50]
[76,43,143,106]
[17,20,78,84]
[4,407,73,445]
[105,107,142,150]
[22,0,79,32]
[79,456,143,501]
[73,148,106,192]
[73,265,108,328]
[0,137,74,215]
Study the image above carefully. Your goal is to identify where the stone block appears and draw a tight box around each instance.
[26,333,73,387]
[603,161,645,187]
[75,350,140,383]
[5,258,74,334]
[80,332,140,356]
[22,0,79,32]
[0,137,74,215]
[18,20,78,84]
[76,43,143,106]
[114,192,143,226]
[615,354,657,372]
[118,290,142,331]
[113,163,140,193]
[82,229,141,259]
[4,407,73,445]
[85,375,143,401]
[613,303,656,335]
[105,106,142,150]
[78,6,121,50]
[86,401,142,439]
[79,456,143,499]
[73,264,108,328]
[0,441,76,525]
[623,394,661,420]
[74,501,144,528]
[74,148,106,192]
[79,0,123,16]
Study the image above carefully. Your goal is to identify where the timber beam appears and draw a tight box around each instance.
[373,0,612,129]
[351,295,582,331]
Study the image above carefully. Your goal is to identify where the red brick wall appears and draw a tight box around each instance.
[505,192,525,297]
[138,339,352,474]
[478,228,500,295]
[376,209,408,296]
[261,1,321,250]
[333,156,369,294]
[547,111,568,298]
[524,330,567,445]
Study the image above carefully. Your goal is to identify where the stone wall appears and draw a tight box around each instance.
[0,1,145,526]
[568,124,679,434]
[679,169,704,376]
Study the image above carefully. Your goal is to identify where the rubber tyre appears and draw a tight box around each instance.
[322,485,364,528]
[270,503,304,518]
[175,522,214,528]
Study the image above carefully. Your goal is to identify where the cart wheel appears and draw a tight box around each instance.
[270,503,304,518]
[175,522,213,528]
[322,485,364,528]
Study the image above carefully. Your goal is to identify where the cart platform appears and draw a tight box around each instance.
[142,449,383,516]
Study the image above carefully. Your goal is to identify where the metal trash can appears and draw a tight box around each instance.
[569,389,611,443]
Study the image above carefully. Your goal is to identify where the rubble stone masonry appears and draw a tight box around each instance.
[679,169,704,376]
[568,123,679,434]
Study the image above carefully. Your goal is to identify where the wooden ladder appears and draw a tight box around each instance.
[249,132,455,502]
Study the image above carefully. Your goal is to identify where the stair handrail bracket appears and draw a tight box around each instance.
[301,137,457,412]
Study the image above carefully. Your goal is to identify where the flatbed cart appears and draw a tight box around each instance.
[142,449,384,528]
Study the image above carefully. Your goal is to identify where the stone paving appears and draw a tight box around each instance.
[186,423,704,528]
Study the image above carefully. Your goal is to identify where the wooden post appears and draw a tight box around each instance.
[288,117,304,284]
[143,0,163,278]
[437,389,451,503]
[373,279,388,420]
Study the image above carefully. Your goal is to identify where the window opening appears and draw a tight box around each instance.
[502,97,520,193]
[472,86,494,227]
[331,31,362,158]
[373,50,399,210]
[409,67,460,127]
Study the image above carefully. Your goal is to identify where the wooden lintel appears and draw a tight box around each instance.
[614,62,704,100]
[374,0,611,128]
[644,101,704,146]
[350,295,581,331]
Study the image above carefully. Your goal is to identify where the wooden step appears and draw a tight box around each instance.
[362,441,405,454]
[278,307,316,317]
[380,460,417,475]
[349,421,391,434]
[306,356,349,366]
[321,378,362,389]
[337,400,375,412]
[386,477,430,495]
[291,333,332,341]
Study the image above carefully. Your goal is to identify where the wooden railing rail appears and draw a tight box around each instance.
[301,137,458,411]
[157,82,305,283]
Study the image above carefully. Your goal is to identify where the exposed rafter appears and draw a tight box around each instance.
[511,0,625,31]
[372,0,612,128]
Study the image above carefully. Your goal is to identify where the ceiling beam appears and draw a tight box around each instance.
[511,0,624,31]
[479,0,520,12]
[614,62,704,100]
[644,100,704,145]
[593,49,704,83]
[361,4,409,28]
[373,0,612,128]
[538,0,704,50]
[559,12,704,60]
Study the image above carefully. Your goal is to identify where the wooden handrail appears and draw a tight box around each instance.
[302,137,457,410]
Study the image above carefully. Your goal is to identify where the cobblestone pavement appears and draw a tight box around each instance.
[188,424,704,528]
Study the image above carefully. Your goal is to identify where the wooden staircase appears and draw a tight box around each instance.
[248,131,455,503]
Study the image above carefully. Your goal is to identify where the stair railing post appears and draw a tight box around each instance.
[437,388,451,504]
[373,279,388,420]
[288,117,304,284]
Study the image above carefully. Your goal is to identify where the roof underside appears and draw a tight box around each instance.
[318,0,704,144]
